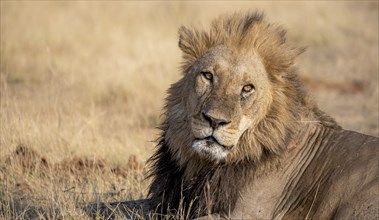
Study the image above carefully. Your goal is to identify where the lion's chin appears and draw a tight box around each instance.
[192,138,228,161]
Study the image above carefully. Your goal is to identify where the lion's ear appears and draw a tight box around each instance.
[262,46,305,76]
[178,26,207,64]
[254,24,306,76]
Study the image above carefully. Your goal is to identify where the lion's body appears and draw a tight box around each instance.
[145,12,379,219]
[148,127,378,219]
[86,12,379,220]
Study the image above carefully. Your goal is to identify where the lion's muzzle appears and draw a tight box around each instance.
[191,111,241,160]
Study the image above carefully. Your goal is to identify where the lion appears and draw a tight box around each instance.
[85,11,378,219]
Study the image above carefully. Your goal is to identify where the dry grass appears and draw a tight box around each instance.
[0,1,378,219]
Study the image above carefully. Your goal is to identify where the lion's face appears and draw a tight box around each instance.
[185,45,273,161]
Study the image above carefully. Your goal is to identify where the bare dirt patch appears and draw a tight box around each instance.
[0,145,145,219]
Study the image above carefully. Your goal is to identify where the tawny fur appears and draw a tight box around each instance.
[145,11,378,219]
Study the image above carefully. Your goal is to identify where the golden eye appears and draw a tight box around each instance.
[242,84,254,93]
[202,72,213,81]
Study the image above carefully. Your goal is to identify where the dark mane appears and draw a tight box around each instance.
[147,136,255,218]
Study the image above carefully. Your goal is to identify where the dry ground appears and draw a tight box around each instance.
[0,1,378,219]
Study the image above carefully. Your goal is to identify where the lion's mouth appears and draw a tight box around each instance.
[192,136,233,160]
[196,136,232,150]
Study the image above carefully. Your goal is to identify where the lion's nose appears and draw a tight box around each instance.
[202,112,231,129]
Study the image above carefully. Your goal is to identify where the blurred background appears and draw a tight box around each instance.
[1,1,378,163]
[0,2,378,218]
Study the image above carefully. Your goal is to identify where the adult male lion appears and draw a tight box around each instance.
[87,12,378,219]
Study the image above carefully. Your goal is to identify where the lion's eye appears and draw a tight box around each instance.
[242,84,254,93]
[201,72,213,81]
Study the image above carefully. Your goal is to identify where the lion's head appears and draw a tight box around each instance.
[162,12,305,166]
